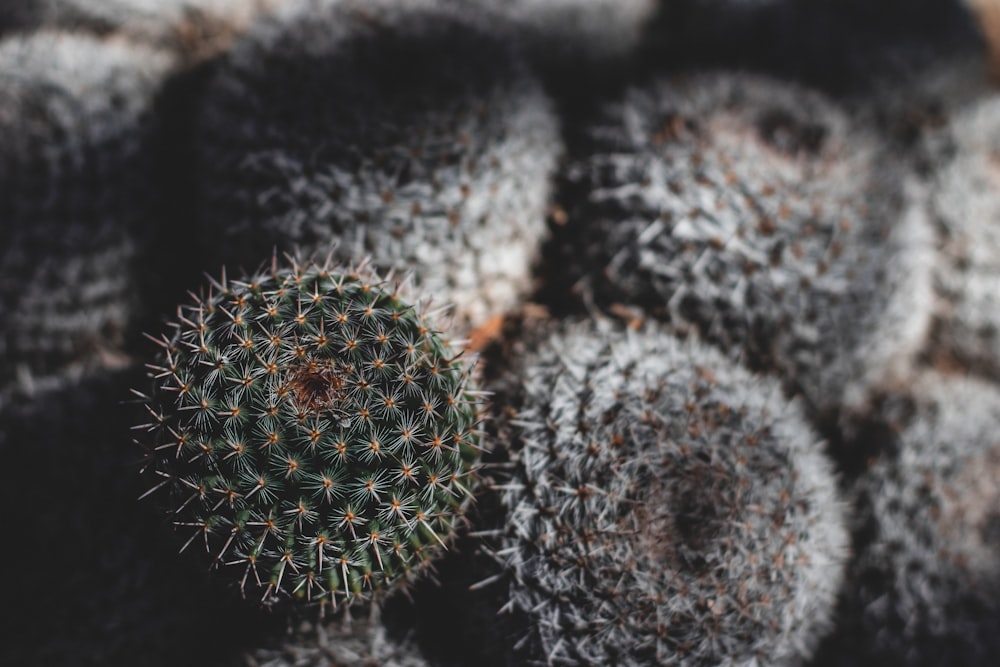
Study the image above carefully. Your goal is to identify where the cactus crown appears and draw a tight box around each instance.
[136,256,482,607]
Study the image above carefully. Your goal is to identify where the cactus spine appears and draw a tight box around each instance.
[136,256,483,607]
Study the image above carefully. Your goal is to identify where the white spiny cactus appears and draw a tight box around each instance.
[494,320,848,666]
[559,72,934,417]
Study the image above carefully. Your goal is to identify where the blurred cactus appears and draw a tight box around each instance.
[245,606,432,667]
[925,95,1000,379]
[557,72,934,418]
[441,0,657,74]
[832,373,1000,665]
[0,31,173,394]
[196,0,560,335]
[0,0,284,62]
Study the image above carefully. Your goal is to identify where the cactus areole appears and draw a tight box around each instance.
[135,257,483,608]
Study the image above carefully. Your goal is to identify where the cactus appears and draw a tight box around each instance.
[245,606,432,667]
[195,0,560,335]
[0,0,284,62]
[832,372,1000,665]
[0,31,173,394]
[494,320,848,666]
[925,95,1000,379]
[135,256,484,608]
[557,72,934,417]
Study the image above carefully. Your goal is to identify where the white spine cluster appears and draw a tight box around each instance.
[0,31,173,393]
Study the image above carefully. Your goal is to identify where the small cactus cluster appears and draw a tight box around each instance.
[834,373,1000,665]
[8,0,1000,665]
[136,256,483,608]
[196,0,560,334]
[494,321,848,665]
[925,95,1000,379]
[0,31,173,391]
[558,72,934,416]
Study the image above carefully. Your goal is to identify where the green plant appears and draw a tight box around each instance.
[135,256,484,609]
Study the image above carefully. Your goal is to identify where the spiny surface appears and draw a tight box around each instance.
[137,258,482,607]
[559,72,933,416]
[0,0,286,61]
[833,373,1000,666]
[496,321,848,666]
[197,0,560,335]
[926,95,1000,379]
[0,31,173,390]
[244,608,432,667]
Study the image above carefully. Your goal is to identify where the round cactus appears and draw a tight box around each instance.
[0,31,173,393]
[494,320,848,666]
[925,95,1000,379]
[135,256,484,608]
[195,0,560,335]
[832,372,1000,665]
[557,72,934,417]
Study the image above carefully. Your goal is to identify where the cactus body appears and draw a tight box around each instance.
[196,0,560,335]
[0,0,284,61]
[559,73,933,416]
[834,373,1000,665]
[245,607,432,667]
[0,31,173,392]
[137,257,483,607]
[496,321,847,666]
[926,96,1000,379]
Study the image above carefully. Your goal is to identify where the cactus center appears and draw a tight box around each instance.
[289,358,345,414]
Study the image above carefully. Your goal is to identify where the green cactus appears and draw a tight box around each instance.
[135,256,484,608]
